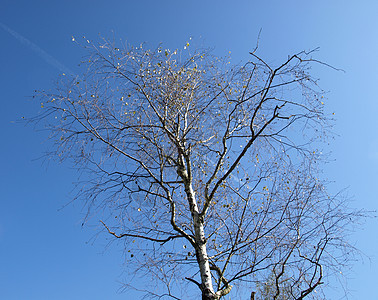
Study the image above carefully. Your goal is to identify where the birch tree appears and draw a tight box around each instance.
[34,38,360,299]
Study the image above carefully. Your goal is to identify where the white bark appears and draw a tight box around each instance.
[190,191,214,296]
[178,155,216,298]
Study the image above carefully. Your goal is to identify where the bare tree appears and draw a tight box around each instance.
[33,38,361,299]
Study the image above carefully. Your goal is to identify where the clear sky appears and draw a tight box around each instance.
[1,1,378,299]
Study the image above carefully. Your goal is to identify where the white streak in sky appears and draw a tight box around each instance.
[0,22,75,76]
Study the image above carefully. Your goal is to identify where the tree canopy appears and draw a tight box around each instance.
[33,38,361,299]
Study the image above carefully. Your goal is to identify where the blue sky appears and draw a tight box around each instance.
[1,1,378,299]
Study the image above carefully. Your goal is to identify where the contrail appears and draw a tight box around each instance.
[0,22,75,76]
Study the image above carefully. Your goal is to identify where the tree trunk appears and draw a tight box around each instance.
[190,198,215,297]
[182,172,216,298]
[178,156,218,299]
[202,289,219,300]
